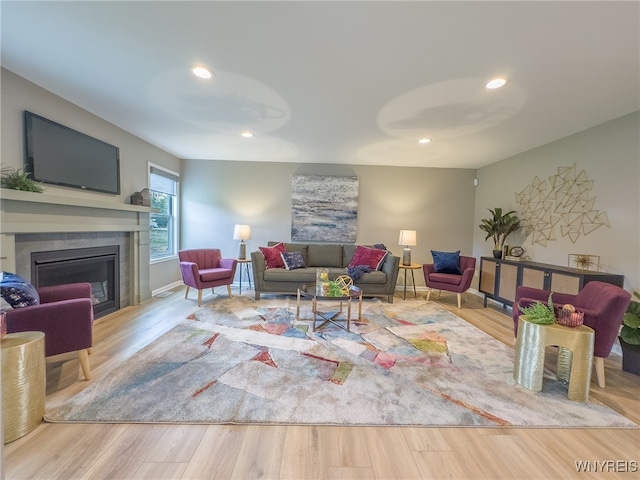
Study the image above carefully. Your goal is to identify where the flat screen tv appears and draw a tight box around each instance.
[25,111,120,195]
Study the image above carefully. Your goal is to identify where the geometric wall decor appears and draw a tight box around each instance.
[291,174,359,243]
[515,163,609,246]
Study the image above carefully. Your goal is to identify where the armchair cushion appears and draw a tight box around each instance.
[1,272,40,308]
[431,251,462,275]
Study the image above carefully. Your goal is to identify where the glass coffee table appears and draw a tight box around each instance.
[296,283,362,332]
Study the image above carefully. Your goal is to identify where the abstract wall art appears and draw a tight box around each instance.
[291,174,358,242]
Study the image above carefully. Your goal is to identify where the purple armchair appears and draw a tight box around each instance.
[179,249,238,306]
[423,255,477,308]
[513,281,631,388]
[5,282,94,380]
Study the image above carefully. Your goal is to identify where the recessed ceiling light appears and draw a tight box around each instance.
[486,78,507,89]
[192,66,213,79]
[418,138,431,144]
[241,131,254,138]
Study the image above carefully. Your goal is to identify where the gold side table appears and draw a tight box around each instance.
[514,315,594,402]
[399,263,421,299]
[2,332,46,443]
[236,258,253,294]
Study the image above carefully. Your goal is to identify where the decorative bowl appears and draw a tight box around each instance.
[556,308,585,327]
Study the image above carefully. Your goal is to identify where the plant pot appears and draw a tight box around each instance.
[493,250,503,259]
[619,336,640,376]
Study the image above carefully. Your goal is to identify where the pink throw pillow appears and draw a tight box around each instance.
[259,242,287,269]
[348,245,388,270]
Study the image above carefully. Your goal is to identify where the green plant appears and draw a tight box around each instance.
[520,293,556,325]
[479,207,521,251]
[327,281,343,297]
[621,291,640,345]
[0,167,43,193]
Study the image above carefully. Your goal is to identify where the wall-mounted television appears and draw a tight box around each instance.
[25,111,121,195]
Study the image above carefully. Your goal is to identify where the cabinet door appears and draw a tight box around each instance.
[479,259,497,295]
[550,272,581,294]
[521,266,545,289]
[498,263,519,303]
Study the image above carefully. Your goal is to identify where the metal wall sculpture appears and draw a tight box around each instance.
[291,174,358,242]
[515,163,609,246]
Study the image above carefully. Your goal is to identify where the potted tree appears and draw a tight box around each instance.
[620,291,640,376]
[479,207,522,258]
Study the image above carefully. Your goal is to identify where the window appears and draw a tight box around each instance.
[149,164,179,261]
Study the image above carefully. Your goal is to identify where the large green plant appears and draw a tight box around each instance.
[621,291,640,345]
[479,207,522,251]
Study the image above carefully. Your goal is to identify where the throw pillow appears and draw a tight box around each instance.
[0,271,40,308]
[281,251,306,270]
[348,245,388,271]
[259,242,287,269]
[431,250,462,274]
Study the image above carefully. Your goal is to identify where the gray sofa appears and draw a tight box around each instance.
[251,242,400,303]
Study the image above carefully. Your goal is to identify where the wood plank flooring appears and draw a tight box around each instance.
[3,287,640,479]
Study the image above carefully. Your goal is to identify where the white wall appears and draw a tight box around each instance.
[1,69,182,293]
[473,112,640,291]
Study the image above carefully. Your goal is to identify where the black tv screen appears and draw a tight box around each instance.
[25,111,120,195]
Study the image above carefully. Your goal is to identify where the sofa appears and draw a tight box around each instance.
[251,242,400,303]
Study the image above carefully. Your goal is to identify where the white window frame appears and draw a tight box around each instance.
[149,163,179,264]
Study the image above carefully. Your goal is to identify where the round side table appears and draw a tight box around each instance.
[399,263,422,299]
[2,331,46,443]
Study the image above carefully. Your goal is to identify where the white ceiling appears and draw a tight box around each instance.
[2,1,639,169]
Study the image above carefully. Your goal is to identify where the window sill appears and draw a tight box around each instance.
[151,254,178,265]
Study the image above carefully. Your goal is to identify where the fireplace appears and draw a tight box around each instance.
[31,246,120,318]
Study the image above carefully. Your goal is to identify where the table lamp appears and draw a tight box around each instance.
[398,229,417,266]
[233,224,251,260]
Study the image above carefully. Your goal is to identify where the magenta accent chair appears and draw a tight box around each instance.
[179,249,238,306]
[513,281,631,388]
[423,256,477,308]
[5,282,94,380]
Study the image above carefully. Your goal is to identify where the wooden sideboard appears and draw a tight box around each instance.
[478,257,625,308]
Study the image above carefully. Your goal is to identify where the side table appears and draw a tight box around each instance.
[514,315,594,402]
[2,331,46,443]
[399,263,421,299]
[236,258,252,294]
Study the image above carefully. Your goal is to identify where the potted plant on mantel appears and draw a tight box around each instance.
[479,207,522,259]
[620,291,640,376]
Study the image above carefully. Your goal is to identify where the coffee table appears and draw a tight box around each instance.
[296,283,362,332]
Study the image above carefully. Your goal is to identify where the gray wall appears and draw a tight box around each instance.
[180,160,478,288]
[1,68,182,294]
[473,111,640,291]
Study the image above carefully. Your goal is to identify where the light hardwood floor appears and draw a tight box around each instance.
[3,287,640,480]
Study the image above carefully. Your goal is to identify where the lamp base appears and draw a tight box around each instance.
[238,242,246,260]
[402,247,412,266]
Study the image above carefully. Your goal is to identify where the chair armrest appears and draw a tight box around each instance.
[381,255,400,293]
[251,251,266,290]
[423,263,435,275]
[459,267,475,289]
[38,283,92,303]
[179,261,200,286]
[219,258,238,274]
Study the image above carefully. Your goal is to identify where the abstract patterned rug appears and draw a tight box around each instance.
[45,296,637,427]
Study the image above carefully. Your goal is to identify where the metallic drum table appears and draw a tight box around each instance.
[296,283,362,332]
[514,315,595,402]
[2,331,46,443]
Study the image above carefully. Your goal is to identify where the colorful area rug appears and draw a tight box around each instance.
[45,296,636,427]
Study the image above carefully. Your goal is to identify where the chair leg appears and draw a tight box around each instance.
[184,286,190,299]
[594,356,605,388]
[198,289,203,307]
[227,284,233,297]
[426,288,432,302]
[78,348,91,380]
[457,293,462,309]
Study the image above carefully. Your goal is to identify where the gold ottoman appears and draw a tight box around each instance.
[2,332,46,443]
[514,315,595,402]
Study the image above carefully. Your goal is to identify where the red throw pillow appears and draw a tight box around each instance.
[348,245,388,270]
[259,242,287,269]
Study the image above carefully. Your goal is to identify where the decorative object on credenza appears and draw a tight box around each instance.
[479,207,522,259]
[0,167,43,193]
[233,224,251,260]
[516,163,610,247]
[398,230,417,266]
[130,188,150,206]
[620,291,640,376]
[505,246,524,261]
[568,254,600,271]
[291,174,358,243]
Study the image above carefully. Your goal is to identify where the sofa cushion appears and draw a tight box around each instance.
[431,250,462,275]
[348,245,388,270]
[0,272,40,309]
[307,244,343,267]
[259,242,287,269]
[281,251,306,270]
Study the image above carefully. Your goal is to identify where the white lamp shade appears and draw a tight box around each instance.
[398,229,417,246]
[233,224,251,241]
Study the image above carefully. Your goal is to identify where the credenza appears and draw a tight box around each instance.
[478,257,624,308]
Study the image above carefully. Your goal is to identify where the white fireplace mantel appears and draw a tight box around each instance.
[1,188,152,305]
